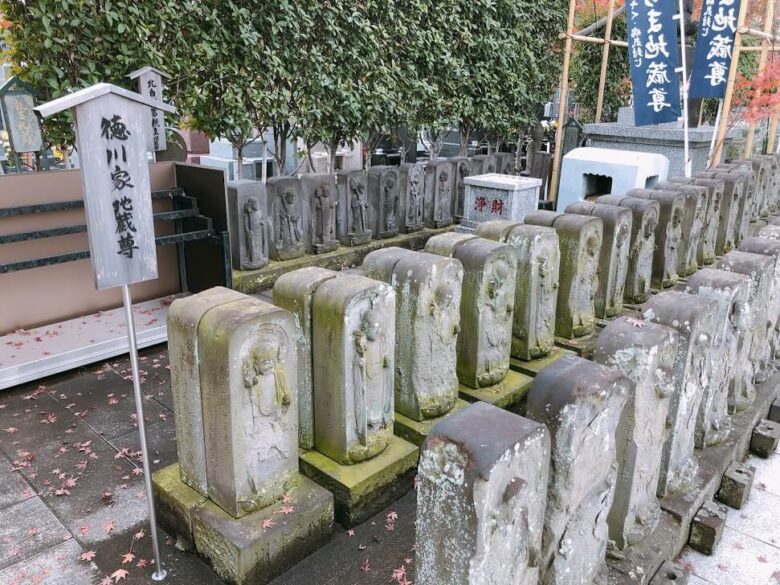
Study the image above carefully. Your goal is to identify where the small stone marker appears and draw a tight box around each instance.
[301,174,339,254]
[367,166,401,239]
[0,76,43,154]
[167,287,247,495]
[750,419,780,458]
[475,220,560,360]
[312,274,395,464]
[461,173,541,231]
[424,159,456,228]
[684,269,749,444]
[524,211,603,338]
[272,267,339,450]
[689,501,728,555]
[716,462,755,509]
[471,153,500,174]
[266,177,306,261]
[416,402,550,585]
[452,156,478,218]
[424,235,517,388]
[227,180,269,270]
[596,195,659,304]
[594,317,679,549]
[337,170,373,246]
[526,354,628,585]
[564,201,632,318]
[128,66,170,152]
[399,162,425,233]
[655,182,706,277]
[362,247,464,420]
[626,188,685,289]
[769,399,780,423]
[642,291,718,497]
[198,296,298,518]
[649,561,690,585]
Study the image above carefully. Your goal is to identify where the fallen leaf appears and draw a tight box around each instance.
[80,550,96,562]
[121,552,135,565]
[137,559,149,569]
[104,520,116,534]
[3,427,18,434]
[279,505,295,515]
[111,568,129,582]
[261,518,276,530]
[360,559,371,573]
[134,529,145,540]
[100,577,113,585]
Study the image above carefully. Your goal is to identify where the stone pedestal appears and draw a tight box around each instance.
[460,173,541,231]
[510,347,573,378]
[394,398,471,446]
[525,211,603,338]
[626,189,685,289]
[272,267,339,449]
[424,235,517,388]
[594,317,679,550]
[642,292,719,497]
[526,354,628,585]
[458,369,534,410]
[596,196,659,304]
[476,220,560,360]
[416,402,550,585]
[565,202,632,318]
[656,182,706,277]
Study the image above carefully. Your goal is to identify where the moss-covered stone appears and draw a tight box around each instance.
[510,348,573,378]
[458,370,533,410]
[192,475,333,585]
[716,462,755,509]
[299,435,418,527]
[152,464,207,551]
[555,332,599,359]
[394,398,471,446]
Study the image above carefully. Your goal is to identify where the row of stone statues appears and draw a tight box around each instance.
[227,152,518,270]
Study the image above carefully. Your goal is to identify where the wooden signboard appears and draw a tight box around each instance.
[35,83,176,290]
[128,66,170,152]
[0,77,44,154]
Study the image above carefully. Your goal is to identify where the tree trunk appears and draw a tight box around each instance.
[231,137,245,180]
[459,123,470,157]
[328,139,339,174]
[514,130,524,172]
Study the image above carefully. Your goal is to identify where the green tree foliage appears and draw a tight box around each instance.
[1,0,568,166]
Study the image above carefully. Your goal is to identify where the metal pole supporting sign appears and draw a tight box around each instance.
[34,83,177,581]
[675,0,691,178]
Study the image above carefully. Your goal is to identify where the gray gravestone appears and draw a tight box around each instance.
[266,176,306,261]
[476,221,560,360]
[452,157,479,219]
[416,402,550,585]
[227,180,269,270]
[367,166,401,239]
[526,355,628,585]
[399,162,425,233]
[423,159,456,228]
[301,174,339,254]
[667,176,723,264]
[337,170,373,246]
[594,317,679,549]
[655,182,706,277]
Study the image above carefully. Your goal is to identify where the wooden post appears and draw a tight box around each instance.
[711,0,749,166]
[768,116,779,154]
[742,0,776,158]
[595,0,617,123]
[548,0,578,205]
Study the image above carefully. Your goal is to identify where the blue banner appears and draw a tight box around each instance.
[690,0,740,98]
[627,0,682,126]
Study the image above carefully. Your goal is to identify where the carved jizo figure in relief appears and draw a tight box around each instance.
[242,196,267,269]
[275,189,304,260]
[242,336,291,419]
[407,166,424,229]
[350,177,369,233]
[481,257,514,380]
[436,170,452,226]
[352,309,392,446]
[313,184,338,253]
[383,175,398,233]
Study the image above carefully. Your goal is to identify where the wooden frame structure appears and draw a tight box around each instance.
[549,0,779,203]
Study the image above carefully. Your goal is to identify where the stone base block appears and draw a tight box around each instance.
[299,435,418,527]
[555,332,599,359]
[192,475,333,585]
[458,369,534,411]
[750,419,780,458]
[716,462,755,509]
[688,501,728,555]
[509,347,573,378]
[394,399,471,446]
[649,561,689,585]
[152,463,207,550]
[769,398,780,423]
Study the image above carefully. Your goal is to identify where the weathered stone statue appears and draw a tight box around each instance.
[476,220,560,360]
[368,166,400,239]
[425,234,517,388]
[712,166,754,244]
[400,162,425,233]
[642,291,718,497]
[198,296,298,517]
[526,355,628,585]
[565,201,632,318]
[471,153,499,174]
[273,267,339,450]
[495,152,516,175]
[669,176,723,264]
[227,180,269,271]
[525,211,602,338]
[594,317,679,549]
[266,177,306,261]
[313,185,338,253]
[337,170,372,246]
[693,171,742,254]
[452,157,476,219]
[596,195,659,304]
[626,189,685,289]
[423,160,455,228]
[363,248,464,420]
[312,274,395,464]
[655,182,706,277]
[416,402,550,585]
[685,269,749,445]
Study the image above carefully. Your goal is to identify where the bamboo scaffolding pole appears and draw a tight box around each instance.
[768,116,778,154]
[743,0,776,157]
[565,33,628,47]
[595,0,617,122]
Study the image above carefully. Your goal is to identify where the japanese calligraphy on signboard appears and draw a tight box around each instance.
[34,84,176,290]
[627,0,682,126]
[128,67,169,152]
[0,78,44,153]
[690,0,740,98]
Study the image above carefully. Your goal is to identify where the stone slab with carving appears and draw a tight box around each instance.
[337,170,372,246]
[301,174,339,254]
[655,182,706,277]
[423,159,456,228]
[693,171,743,254]
[416,401,550,585]
[367,166,401,239]
[227,180,269,270]
[266,177,306,261]
[399,163,425,233]
[526,354,628,585]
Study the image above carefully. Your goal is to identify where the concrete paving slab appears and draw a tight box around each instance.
[0,458,35,511]
[0,497,70,569]
[0,538,99,585]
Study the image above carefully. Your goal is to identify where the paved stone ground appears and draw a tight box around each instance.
[0,343,776,584]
